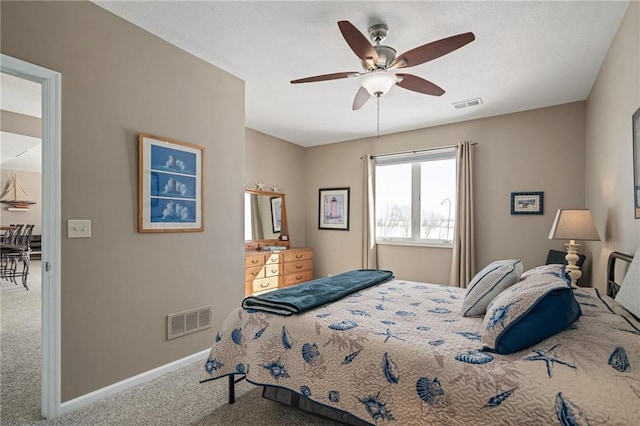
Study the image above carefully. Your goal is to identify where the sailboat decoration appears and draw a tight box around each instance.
[0,174,36,211]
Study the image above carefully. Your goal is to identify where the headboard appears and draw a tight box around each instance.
[607,251,634,298]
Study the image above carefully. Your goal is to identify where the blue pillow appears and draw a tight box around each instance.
[461,259,523,317]
[482,273,581,354]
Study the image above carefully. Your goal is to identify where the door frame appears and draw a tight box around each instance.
[1,54,62,418]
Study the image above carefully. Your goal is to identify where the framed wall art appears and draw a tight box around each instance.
[633,107,640,218]
[138,133,204,232]
[319,187,350,231]
[510,191,543,215]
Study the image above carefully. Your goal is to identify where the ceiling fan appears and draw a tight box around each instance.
[291,21,475,111]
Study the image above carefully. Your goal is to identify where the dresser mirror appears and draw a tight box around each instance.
[244,189,288,245]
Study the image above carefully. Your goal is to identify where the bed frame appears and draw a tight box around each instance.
[225,250,635,424]
[607,251,633,298]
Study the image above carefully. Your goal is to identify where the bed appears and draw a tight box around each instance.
[202,253,640,425]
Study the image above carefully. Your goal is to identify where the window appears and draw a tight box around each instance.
[375,148,457,245]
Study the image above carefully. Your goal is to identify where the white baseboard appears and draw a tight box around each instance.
[58,348,210,416]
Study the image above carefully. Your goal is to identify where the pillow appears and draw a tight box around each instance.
[520,264,571,286]
[461,259,523,317]
[482,273,581,355]
[520,264,563,280]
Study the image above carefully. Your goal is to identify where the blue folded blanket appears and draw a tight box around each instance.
[242,269,394,316]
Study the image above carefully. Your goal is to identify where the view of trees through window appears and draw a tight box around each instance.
[375,155,456,243]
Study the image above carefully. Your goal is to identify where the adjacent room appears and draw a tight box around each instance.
[1,1,638,425]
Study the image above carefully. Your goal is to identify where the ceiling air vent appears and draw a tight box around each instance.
[167,305,213,340]
[452,98,483,109]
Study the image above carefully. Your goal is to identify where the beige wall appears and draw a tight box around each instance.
[1,110,41,138]
[2,1,245,401]
[0,169,42,234]
[585,2,640,293]
[305,102,587,284]
[245,128,306,247]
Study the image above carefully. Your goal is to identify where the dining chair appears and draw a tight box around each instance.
[1,224,34,290]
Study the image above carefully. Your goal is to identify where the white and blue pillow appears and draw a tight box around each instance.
[482,273,581,355]
[520,264,571,285]
[461,259,523,317]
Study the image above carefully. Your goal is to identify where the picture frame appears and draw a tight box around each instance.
[632,107,640,218]
[138,133,204,232]
[270,196,282,233]
[510,191,543,215]
[318,187,350,231]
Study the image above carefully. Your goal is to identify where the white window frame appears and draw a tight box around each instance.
[375,147,456,248]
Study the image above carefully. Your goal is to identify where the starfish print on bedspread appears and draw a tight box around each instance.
[377,328,406,343]
[526,344,576,378]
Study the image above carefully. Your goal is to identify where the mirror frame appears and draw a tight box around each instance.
[245,188,289,249]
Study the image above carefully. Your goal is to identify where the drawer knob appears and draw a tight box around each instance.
[260,282,269,288]
[251,259,259,264]
[296,265,303,269]
[296,275,303,280]
[251,272,258,277]
[271,269,278,274]
[295,255,303,259]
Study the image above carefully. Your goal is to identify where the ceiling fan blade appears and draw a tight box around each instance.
[352,87,371,110]
[396,74,445,96]
[391,32,475,69]
[291,72,358,84]
[338,21,378,68]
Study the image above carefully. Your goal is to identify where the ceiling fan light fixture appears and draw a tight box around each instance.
[361,71,397,97]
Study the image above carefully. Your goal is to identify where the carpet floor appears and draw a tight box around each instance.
[1,261,344,425]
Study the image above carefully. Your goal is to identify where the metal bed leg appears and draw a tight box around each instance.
[227,374,246,404]
[228,375,235,404]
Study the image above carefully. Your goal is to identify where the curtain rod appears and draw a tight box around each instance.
[361,141,477,160]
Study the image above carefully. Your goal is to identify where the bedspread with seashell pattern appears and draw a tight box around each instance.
[203,279,640,425]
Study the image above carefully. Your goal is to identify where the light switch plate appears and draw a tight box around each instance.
[68,220,91,238]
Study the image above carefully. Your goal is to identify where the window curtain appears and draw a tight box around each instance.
[362,155,378,269]
[449,141,475,287]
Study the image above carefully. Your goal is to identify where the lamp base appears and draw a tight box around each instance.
[564,240,581,287]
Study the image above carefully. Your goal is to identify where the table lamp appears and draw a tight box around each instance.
[548,209,600,286]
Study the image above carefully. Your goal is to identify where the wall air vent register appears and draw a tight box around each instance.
[167,305,212,340]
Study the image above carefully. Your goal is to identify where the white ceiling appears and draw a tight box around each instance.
[94,1,629,147]
[0,73,42,173]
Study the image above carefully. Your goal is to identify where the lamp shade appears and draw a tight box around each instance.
[548,209,600,241]
[361,71,397,97]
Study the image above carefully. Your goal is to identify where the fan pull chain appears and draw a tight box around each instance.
[376,95,380,139]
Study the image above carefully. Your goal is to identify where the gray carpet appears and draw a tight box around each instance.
[1,260,42,425]
[1,261,344,425]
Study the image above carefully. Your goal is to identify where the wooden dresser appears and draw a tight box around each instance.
[244,247,313,296]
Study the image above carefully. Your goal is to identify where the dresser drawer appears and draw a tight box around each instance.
[284,270,314,287]
[245,254,265,268]
[245,266,265,281]
[265,252,283,265]
[249,276,281,293]
[284,259,313,275]
[284,249,313,263]
[264,263,281,277]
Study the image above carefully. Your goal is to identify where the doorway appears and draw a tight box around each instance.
[1,54,62,419]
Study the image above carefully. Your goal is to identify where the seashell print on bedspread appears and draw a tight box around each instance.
[203,281,640,425]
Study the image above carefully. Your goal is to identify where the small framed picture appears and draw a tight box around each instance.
[270,196,282,233]
[511,192,544,215]
[633,107,640,218]
[138,133,204,232]
[319,187,350,230]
